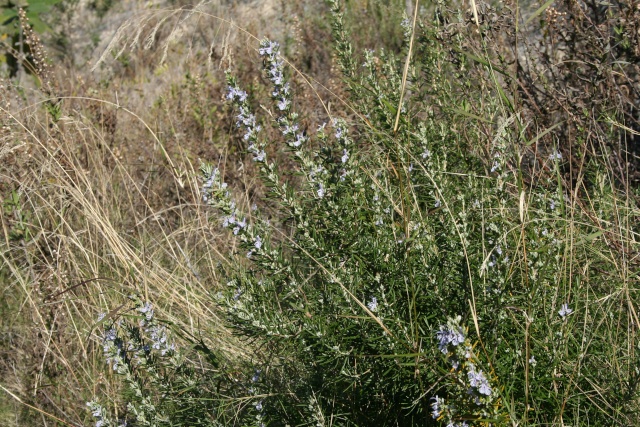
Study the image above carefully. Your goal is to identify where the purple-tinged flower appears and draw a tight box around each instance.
[272,73,284,86]
[283,123,299,136]
[430,396,444,419]
[468,367,492,396]
[104,328,117,342]
[558,303,573,318]
[450,357,460,370]
[341,149,349,163]
[254,235,262,250]
[138,302,154,321]
[259,40,279,56]
[436,323,465,353]
[254,150,266,162]
[293,133,306,147]
[222,214,235,228]
[550,151,562,160]
[227,86,248,102]
[277,98,290,111]
[367,297,378,312]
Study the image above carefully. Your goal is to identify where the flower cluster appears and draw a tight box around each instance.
[431,316,502,425]
[258,39,312,154]
[308,164,328,198]
[201,163,271,269]
[401,15,412,39]
[87,401,112,427]
[226,79,266,162]
[201,166,252,238]
[436,317,466,354]
[202,167,229,204]
[147,323,175,356]
[222,202,248,235]
[259,40,289,113]
[467,364,492,396]
[103,326,124,371]
[102,299,176,372]
[246,367,266,427]
[90,297,182,427]
[332,118,353,181]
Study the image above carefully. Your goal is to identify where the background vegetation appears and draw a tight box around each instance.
[1,0,638,426]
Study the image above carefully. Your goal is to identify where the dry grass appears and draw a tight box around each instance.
[0,2,317,423]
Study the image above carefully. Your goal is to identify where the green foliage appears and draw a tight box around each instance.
[0,0,62,34]
[88,296,230,427]
[90,1,640,426]
[2,190,31,241]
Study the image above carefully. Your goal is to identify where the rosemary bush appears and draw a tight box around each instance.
[90,1,639,426]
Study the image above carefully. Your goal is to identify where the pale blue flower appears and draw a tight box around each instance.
[468,367,492,396]
[258,40,279,56]
[138,302,154,321]
[436,323,465,353]
[550,151,562,160]
[254,150,266,162]
[283,123,299,135]
[430,396,444,419]
[293,133,306,147]
[226,86,247,102]
[341,149,349,163]
[277,97,289,111]
[367,297,378,312]
[104,328,117,342]
[272,73,284,86]
[558,303,573,318]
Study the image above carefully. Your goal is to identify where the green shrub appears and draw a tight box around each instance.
[90,1,640,426]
